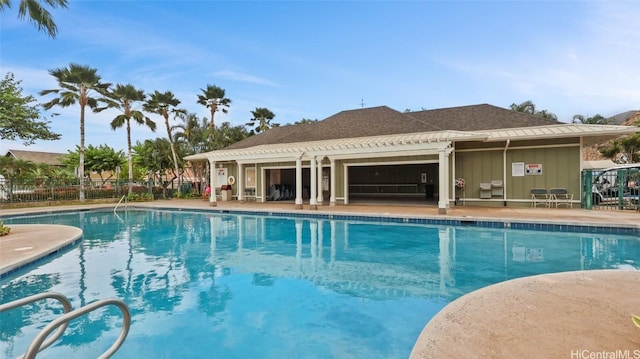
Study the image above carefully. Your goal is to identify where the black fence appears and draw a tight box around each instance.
[0,178,190,205]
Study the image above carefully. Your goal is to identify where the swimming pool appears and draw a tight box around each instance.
[1,209,639,358]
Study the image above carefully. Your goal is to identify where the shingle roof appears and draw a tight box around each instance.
[406,104,561,131]
[186,130,477,162]
[185,124,638,163]
[5,149,66,166]
[224,104,561,150]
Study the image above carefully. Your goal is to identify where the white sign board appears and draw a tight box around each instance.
[525,163,543,176]
[512,162,525,177]
[216,168,228,187]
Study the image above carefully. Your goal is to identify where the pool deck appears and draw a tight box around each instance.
[1,199,639,358]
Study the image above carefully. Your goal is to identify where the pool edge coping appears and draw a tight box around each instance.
[1,204,638,235]
[0,224,83,279]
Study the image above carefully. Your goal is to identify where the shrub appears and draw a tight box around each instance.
[0,220,10,236]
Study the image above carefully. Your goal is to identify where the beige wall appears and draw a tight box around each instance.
[217,139,581,207]
[454,142,581,205]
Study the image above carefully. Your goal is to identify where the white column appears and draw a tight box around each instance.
[330,158,336,206]
[209,159,217,207]
[295,157,303,209]
[237,162,244,202]
[443,149,451,208]
[316,158,324,206]
[309,156,318,210]
[438,150,446,214]
[343,164,349,205]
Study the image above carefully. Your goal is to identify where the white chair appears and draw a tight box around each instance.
[550,188,573,208]
[531,188,549,207]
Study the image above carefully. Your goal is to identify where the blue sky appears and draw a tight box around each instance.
[2,1,639,154]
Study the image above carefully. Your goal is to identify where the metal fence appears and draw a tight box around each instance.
[582,167,640,211]
[0,178,187,205]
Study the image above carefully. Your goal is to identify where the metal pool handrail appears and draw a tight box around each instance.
[0,291,73,357]
[114,195,127,213]
[23,297,131,359]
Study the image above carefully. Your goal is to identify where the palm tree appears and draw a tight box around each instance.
[29,166,48,188]
[99,84,157,195]
[572,114,611,125]
[510,100,536,115]
[40,63,110,201]
[0,0,68,38]
[172,112,209,154]
[144,91,184,191]
[510,100,558,120]
[214,122,250,148]
[196,85,231,138]
[246,107,276,134]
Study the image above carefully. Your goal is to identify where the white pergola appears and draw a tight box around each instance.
[185,124,638,214]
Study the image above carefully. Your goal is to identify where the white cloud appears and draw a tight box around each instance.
[212,70,278,87]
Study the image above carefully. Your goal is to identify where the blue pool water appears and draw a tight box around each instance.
[1,209,639,358]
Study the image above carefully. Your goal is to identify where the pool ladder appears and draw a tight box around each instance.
[114,195,127,213]
[0,291,131,359]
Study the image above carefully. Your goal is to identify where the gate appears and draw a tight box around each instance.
[582,167,640,210]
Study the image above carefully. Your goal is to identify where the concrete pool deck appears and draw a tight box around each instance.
[0,224,83,277]
[1,199,639,357]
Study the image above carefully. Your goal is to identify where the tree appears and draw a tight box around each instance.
[196,84,231,135]
[246,107,276,134]
[49,167,75,186]
[599,133,640,163]
[510,100,558,120]
[572,114,611,125]
[40,63,110,201]
[0,156,34,181]
[99,83,157,195]
[294,118,318,124]
[63,144,124,187]
[28,166,48,188]
[172,112,210,154]
[0,72,60,145]
[132,138,179,199]
[172,112,209,194]
[143,90,185,192]
[215,121,251,148]
[0,0,68,38]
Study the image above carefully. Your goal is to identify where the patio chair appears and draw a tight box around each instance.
[480,183,492,199]
[530,188,550,208]
[550,188,573,208]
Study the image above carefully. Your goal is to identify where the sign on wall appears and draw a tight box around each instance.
[525,163,543,175]
[216,168,228,187]
[245,167,256,187]
[512,162,525,177]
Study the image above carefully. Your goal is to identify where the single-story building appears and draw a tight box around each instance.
[185,104,638,214]
[4,149,66,166]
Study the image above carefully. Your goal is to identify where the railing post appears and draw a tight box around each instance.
[23,298,131,359]
[0,292,73,357]
[582,170,593,210]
